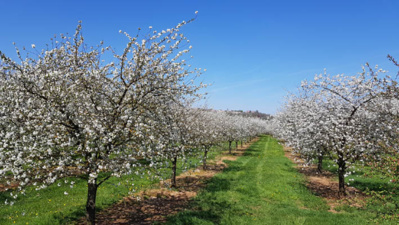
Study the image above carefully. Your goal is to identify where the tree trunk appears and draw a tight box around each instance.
[317,153,323,174]
[235,141,238,150]
[203,148,208,170]
[228,141,232,154]
[171,156,177,188]
[241,140,243,148]
[337,154,346,196]
[86,180,98,225]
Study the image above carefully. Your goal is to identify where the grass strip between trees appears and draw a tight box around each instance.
[166,135,390,225]
[3,136,398,224]
[0,144,228,225]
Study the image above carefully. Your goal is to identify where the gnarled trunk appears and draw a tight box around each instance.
[337,153,346,196]
[203,148,208,170]
[317,153,323,174]
[86,180,98,225]
[171,156,178,188]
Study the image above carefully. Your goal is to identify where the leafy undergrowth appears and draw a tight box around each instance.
[166,135,390,225]
[0,145,226,225]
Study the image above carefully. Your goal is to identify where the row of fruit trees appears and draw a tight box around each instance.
[0,19,271,224]
[272,57,399,197]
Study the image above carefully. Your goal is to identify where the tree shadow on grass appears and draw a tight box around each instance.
[164,202,227,225]
[164,173,236,225]
[203,176,232,193]
[51,206,86,225]
[219,161,243,174]
[351,179,397,192]
[164,211,218,225]
[0,190,11,203]
[164,196,234,225]
[242,148,259,157]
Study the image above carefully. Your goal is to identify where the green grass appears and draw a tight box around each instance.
[322,159,397,193]
[322,156,399,222]
[0,146,223,225]
[166,135,392,225]
[0,174,155,225]
[5,137,396,224]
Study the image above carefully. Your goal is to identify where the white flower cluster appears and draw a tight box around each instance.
[273,64,399,194]
[0,18,201,204]
[0,16,271,222]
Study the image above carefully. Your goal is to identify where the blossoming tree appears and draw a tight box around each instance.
[275,66,391,195]
[0,17,203,224]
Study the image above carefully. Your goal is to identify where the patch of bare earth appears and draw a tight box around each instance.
[74,138,258,225]
[0,183,19,192]
[283,146,366,213]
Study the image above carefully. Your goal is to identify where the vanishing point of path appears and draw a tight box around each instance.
[166,135,374,225]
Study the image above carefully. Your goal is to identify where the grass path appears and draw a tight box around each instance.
[166,135,378,225]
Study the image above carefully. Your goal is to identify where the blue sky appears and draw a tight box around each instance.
[1,0,399,114]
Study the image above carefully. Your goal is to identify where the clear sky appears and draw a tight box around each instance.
[1,0,399,114]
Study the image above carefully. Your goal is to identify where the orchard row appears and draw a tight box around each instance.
[0,18,270,224]
[273,59,399,196]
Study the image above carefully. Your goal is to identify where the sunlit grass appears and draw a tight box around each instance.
[322,156,399,222]
[0,145,224,225]
[166,135,393,225]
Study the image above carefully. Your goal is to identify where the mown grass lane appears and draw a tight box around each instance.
[166,135,383,225]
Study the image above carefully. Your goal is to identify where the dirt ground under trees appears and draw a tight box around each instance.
[74,139,369,224]
[283,146,366,213]
[3,138,368,224]
[74,138,258,225]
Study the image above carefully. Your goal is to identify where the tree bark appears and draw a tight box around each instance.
[171,156,177,188]
[241,140,243,148]
[203,148,208,170]
[86,180,98,225]
[228,141,232,154]
[235,141,238,149]
[337,153,346,196]
[317,153,323,174]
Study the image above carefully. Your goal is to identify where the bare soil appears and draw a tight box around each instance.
[0,183,18,192]
[75,138,258,225]
[283,146,366,213]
